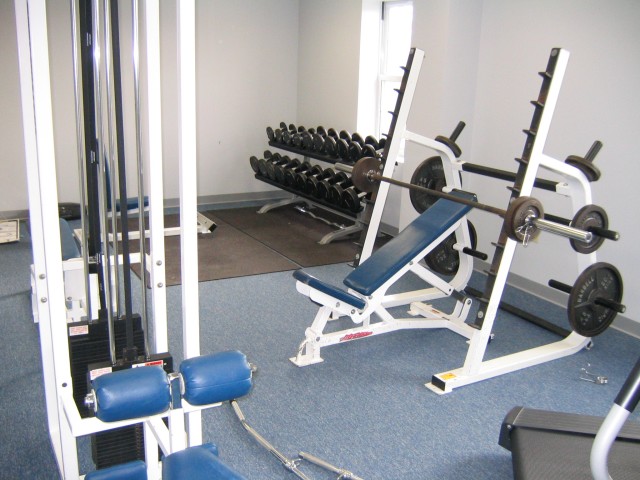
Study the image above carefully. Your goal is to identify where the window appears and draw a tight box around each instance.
[377,1,413,139]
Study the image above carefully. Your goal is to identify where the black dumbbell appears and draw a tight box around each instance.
[249,155,261,174]
[256,152,283,178]
[316,172,349,201]
[282,161,316,187]
[272,157,301,183]
[341,186,367,213]
[328,176,354,205]
[305,167,335,197]
[294,164,324,190]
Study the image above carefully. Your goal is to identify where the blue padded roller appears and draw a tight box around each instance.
[85,460,147,480]
[163,444,246,480]
[344,192,475,296]
[59,218,81,260]
[93,366,170,423]
[180,351,253,406]
[293,269,367,310]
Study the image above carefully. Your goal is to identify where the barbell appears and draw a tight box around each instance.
[339,157,619,245]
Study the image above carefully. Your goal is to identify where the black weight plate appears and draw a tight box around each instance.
[266,126,275,141]
[565,155,601,182]
[424,221,477,275]
[570,204,608,254]
[316,126,327,136]
[281,130,291,145]
[410,156,445,213]
[504,196,544,242]
[568,262,623,337]
[292,133,303,148]
[327,128,338,138]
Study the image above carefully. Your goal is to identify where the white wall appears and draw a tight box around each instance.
[0,0,79,214]
[297,0,363,130]
[1,0,299,213]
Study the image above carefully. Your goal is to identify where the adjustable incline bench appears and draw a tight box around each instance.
[291,191,477,367]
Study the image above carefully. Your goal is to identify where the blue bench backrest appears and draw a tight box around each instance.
[344,192,475,296]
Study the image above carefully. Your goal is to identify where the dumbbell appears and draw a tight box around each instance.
[309,126,339,156]
[280,123,300,146]
[249,155,261,174]
[293,164,324,190]
[272,157,301,184]
[341,186,367,213]
[348,134,379,162]
[256,152,285,178]
[282,161,316,187]
[328,176,354,205]
[316,172,350,201]
[305,167,335,197]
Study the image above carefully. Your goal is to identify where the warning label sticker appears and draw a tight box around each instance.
[68,325,89,336]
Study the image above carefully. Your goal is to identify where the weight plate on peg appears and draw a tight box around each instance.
[425,221,477,275]
[569,204,608,254]
[568,262,623,337]
[409,156,446,213]
[504,196,544,243]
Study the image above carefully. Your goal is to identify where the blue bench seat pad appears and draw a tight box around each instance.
[293,269,367,310]
[163,444,247,480]
[344,192,475,296]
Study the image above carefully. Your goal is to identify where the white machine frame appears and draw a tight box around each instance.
[16,0,211,477]
[293,48,598,394]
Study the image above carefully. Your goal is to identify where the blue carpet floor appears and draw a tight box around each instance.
[0,222,639,479]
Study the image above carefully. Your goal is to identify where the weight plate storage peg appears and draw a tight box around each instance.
[549,262,625,337]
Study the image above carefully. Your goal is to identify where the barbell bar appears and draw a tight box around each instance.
[338,157,613,244]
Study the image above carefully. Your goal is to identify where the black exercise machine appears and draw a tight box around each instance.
[500,356,640,479]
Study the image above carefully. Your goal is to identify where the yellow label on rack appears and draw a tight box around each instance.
[440,372,456,381]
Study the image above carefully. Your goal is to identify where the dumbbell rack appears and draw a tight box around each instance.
[252,48,426,248]
[254,154,366,245]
